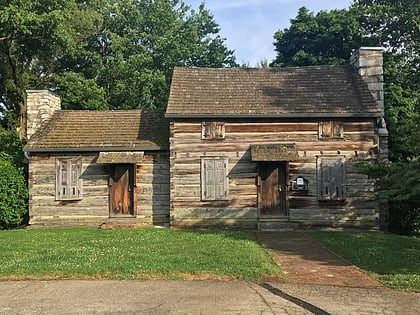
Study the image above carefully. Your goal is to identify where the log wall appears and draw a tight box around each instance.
[170,120,381,229]
[28,152,170,226]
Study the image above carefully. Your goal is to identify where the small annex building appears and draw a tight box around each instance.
[25,100,170,226]
[25,47,388,230]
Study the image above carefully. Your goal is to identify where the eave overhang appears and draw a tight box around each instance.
[165,113,382,119]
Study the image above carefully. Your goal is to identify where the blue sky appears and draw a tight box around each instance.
[185,0,353,66]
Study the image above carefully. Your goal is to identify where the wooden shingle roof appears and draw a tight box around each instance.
[25,109,169,152]
[166,66,382,118]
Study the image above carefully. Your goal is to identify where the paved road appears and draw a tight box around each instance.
[1,280,419,314]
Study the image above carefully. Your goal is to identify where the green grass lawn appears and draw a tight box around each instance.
[0,227,282,281]
[309,231,420,292]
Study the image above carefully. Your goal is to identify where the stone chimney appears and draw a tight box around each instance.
[26,90,61,139]
[350,47,384,113]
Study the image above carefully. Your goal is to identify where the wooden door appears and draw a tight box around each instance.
[258,162,287,217]
[110,164,134,216]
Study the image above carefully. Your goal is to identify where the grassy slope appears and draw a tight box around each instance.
[0,227,282,281]
[309,231,420,292]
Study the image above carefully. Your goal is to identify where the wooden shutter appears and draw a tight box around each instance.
[70,160,82,199]
[215,122,225,139]
[56,159,83,200]
[333,121,343,138]
[202,122,212,140]
[201,157,228,200]
[319,121,333,139]
[317,156,345,200]
[202,122,225,140]
[214,159,227,199]
[57,160,68,199]
[203,159,215,200]
[319,121,343,139]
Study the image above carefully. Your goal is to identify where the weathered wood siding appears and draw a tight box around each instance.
[28,152,170,226]
[136,153,170,225]
[170,120,380,229]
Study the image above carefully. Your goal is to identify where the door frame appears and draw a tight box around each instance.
[109,163,136,217]
[257,161,289,218]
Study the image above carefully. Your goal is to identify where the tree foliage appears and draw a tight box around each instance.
[0,0,236,128]
[0,127,27,229]
[0,0,102,129]
[271,7,376,67]
[0,157,28,229]
[354,0,420,160]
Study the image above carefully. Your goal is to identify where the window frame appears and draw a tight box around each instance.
[55,158,83,201]
[201,121,225,140]
[316,155,346,201]
[201,156,229,201]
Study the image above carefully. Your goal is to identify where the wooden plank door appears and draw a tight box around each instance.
[110,164,135,216]
[258,162,287,217]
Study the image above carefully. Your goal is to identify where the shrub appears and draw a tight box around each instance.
[357,159,420,235]
[0,128,26,168]
[0,155,28,229]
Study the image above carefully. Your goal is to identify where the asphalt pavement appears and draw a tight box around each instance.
[1,280,419,314]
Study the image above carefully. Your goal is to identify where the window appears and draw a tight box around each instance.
[202,122,225,140]
[56,159,83,200]
[201,157,228,200]
[319,121,343,139]
[317,156,346,200]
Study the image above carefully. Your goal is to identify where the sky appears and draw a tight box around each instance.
[185,0,353,66]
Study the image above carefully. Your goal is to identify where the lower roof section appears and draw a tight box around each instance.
[251,144,299,161]
[96,151,144,164]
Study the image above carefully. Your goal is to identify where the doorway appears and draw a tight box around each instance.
[258,162,288,217]
[109,164,135,216]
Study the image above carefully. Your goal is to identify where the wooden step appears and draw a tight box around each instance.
[257,221,299,232]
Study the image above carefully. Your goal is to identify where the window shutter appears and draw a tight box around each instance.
[201,157,228,200]
[214,159,226,199]
[202,122,212,140]
[333,121,343,138]
[317,156,346,200]
[319,121,332,139]
[203,159,215,200]
[56,159,83,200]
[319,121,343,139]
[70,160,82,199]
[320,158,332,199]
[202,122,225,140]
[57,160,68,199]
[215,122,225,139]
[331,158,345,199]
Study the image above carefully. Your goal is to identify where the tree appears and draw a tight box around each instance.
[0,0,102,135]
[0,0,236,132]
[96,0,236,109]
[271,7,376,67]
[354,0,420,160]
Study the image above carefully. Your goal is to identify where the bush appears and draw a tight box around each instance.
[0,128,25,168]
[357,159,420,235]
[0,156,28,229]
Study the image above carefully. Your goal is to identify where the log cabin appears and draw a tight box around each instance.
[166,47,388,230]
[24,47,388,230]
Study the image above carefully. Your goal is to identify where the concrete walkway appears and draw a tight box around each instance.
[257,231,384,288]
